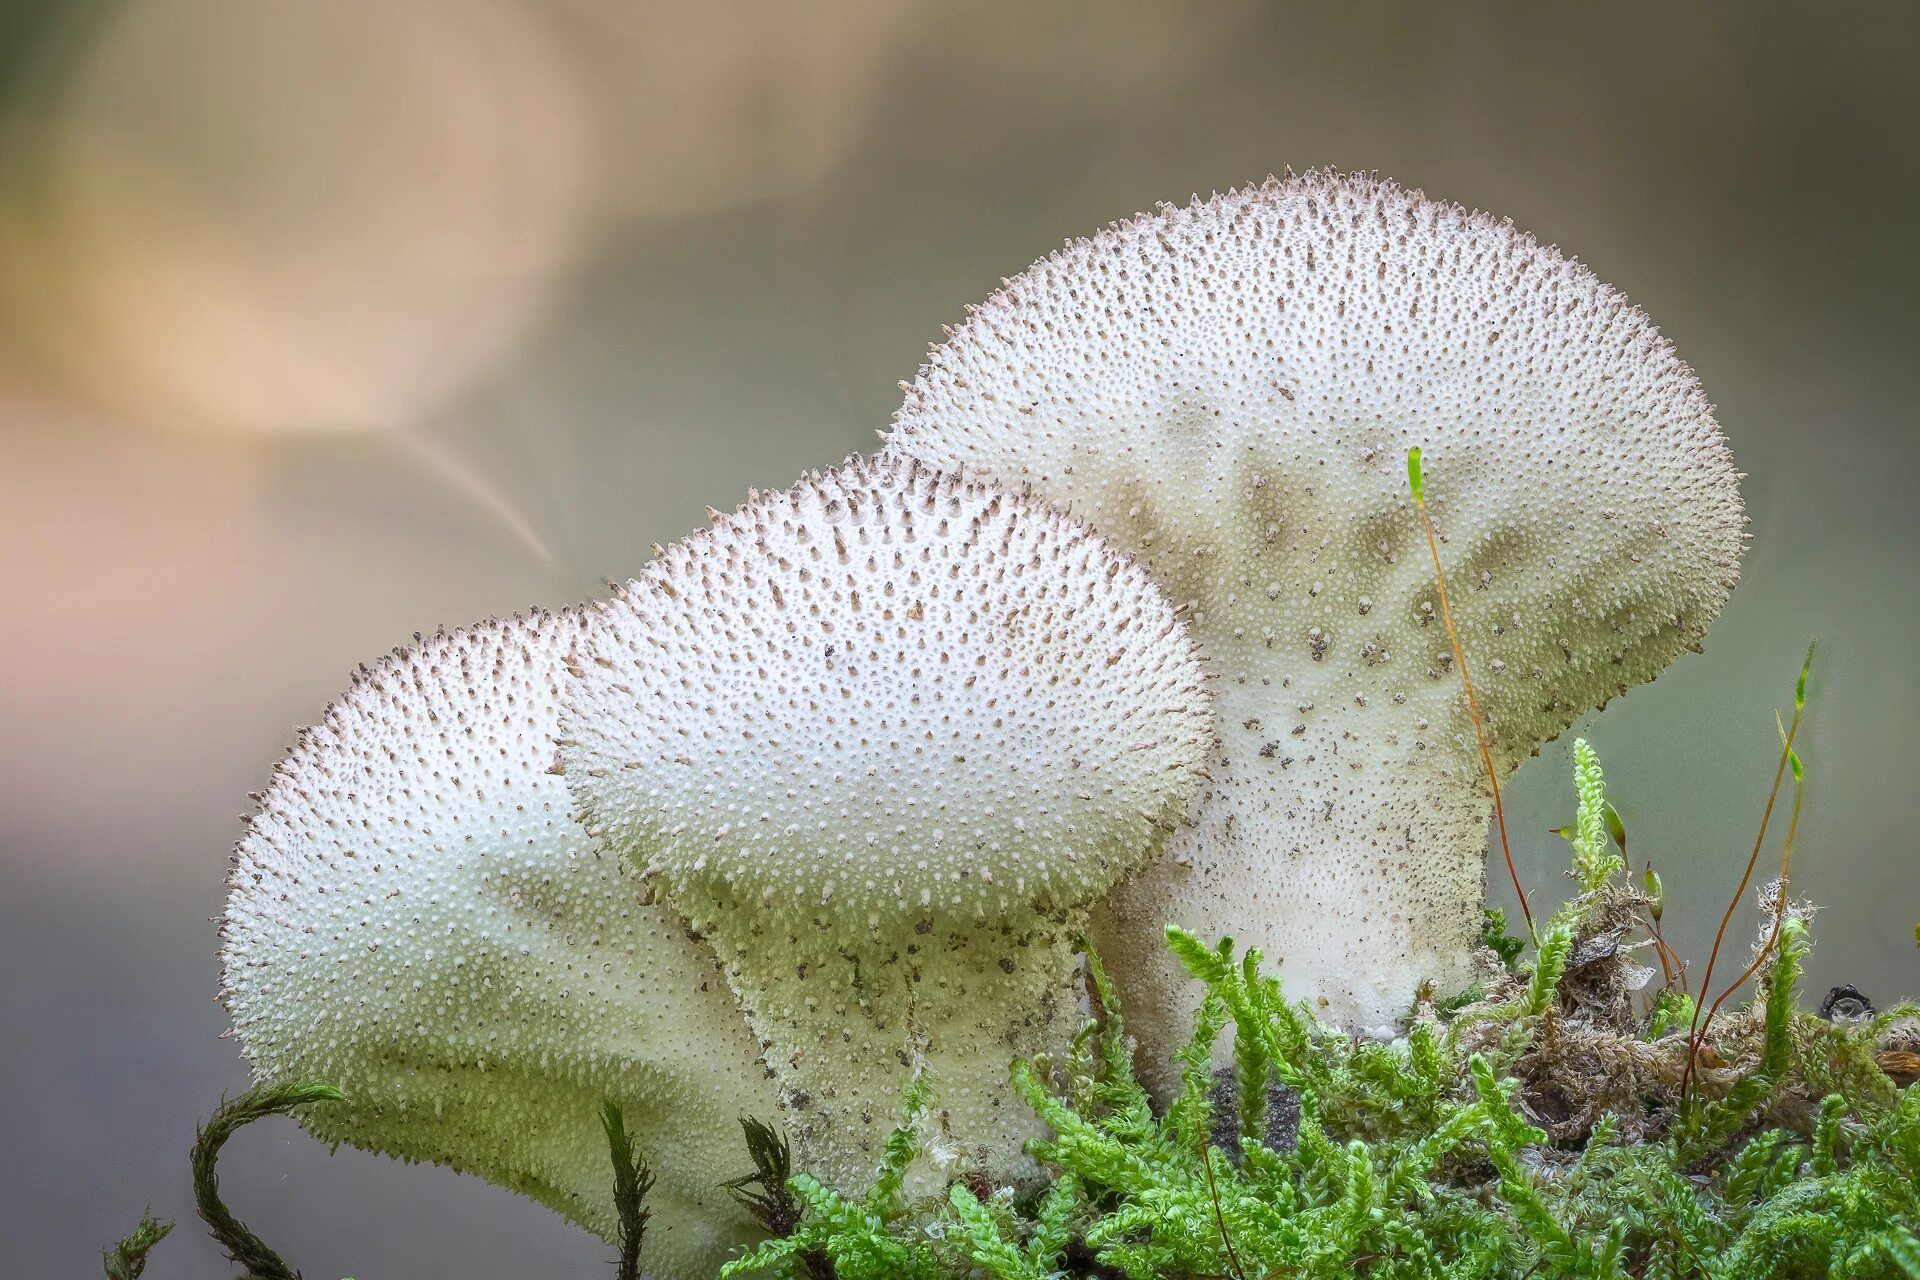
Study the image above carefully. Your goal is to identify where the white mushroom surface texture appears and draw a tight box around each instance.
[220,611,778,1280]
[561,457,1214,1193]
[883,171,1746,1080]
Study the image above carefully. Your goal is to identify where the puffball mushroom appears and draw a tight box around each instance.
[885,171,1745,1075]
[561,457,1213,1192]
[220,611,779,1280]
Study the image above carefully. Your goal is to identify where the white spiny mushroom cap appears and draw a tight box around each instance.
[561,456,1212,1188]
[220,611,778,1280]
[564,456,1212,924]
[884,171,1745,1063]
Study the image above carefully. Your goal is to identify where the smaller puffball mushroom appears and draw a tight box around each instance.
[886,172,1746,1085]
[220,611,779,1280]
[562,457,1213,1192]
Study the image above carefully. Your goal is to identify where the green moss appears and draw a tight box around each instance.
[106,746,1918,1280]
[730,742,1920,1280]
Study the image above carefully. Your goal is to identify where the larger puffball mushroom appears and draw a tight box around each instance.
[885,171,1745,1074]
[561,457,1213,1192]
[220,611,779,1280]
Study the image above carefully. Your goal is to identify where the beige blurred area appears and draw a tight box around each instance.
[1,0,588,435]
[2,3,1917,1277]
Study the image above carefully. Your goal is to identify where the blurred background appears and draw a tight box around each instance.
[1,2,1915,1274]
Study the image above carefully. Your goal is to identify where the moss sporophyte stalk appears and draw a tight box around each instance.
[108,172,1918,1277]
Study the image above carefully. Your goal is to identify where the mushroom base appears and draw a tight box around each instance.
[690,901,1092,1196]
[1088,734,1493,1098]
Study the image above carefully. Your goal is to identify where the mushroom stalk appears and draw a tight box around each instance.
[680,898,1088,1192]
